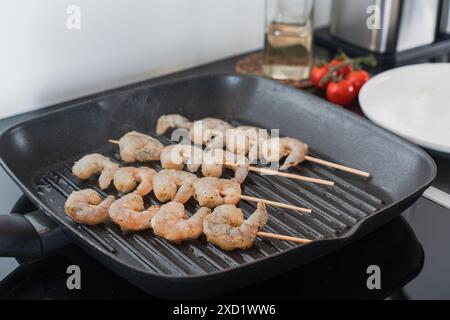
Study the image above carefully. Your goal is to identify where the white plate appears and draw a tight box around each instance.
[359,63,450,155]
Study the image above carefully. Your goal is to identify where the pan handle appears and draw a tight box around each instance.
[0,213,42,258]
[0,211,70,258]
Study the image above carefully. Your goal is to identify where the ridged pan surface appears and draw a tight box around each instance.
[0,75,435,297]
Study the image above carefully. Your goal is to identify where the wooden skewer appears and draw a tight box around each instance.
[239,195,311,214]
[256,232,311,244]
[249,166,334,186]
[109,140,120,144]
[305,156,370,178]
[225,162,334,186]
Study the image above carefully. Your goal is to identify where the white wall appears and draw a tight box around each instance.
[314,0,332,27]
[0,0,332,120]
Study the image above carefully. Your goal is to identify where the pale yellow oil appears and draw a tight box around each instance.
[263,22,313,81]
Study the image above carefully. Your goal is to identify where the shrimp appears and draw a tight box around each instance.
[198,118,233,131]
[201,148,250,184]
[224,126,272,166]
[259,137,309,171]
[109,193,160,232]
[160,144,203,173]
[64,189,115,226]
[151,202,211,242]
[118,131,164,163]
[72,154,119,190]
[203,202,268,251]
[229,127,271,164]
[152,169,198,204]
[225,126,269,156]
[224,127,251,156]
[189,118,233,146]
[113,167,156,196]
[192,177,241,208]
[156,114,193,135]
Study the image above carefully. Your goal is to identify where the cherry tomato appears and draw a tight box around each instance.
[326,80,355,106]
[310,65,330,89]
[329,58,353,76]
[345,70,370,94]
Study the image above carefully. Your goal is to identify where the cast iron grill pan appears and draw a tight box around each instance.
[0,74,435,298]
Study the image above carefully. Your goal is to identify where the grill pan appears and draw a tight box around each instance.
[0,74,436,298]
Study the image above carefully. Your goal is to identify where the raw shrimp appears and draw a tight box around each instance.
[113,167,156,196]
[64,189,115,226]
[189,118,233,146]
[225,126,269,157]
[109,193,160,232]
[160,144,203,173]
[259,137,309,171]
[152,169,198,203]
[201,148,250,184]
[156,114,193,135]
[203,201,268,251]
[118,131,164,163]
[224,127,251,156]
[151,202,211,242]
[72,154,119,189]
[192,177,241,208]
[224,126,272,165]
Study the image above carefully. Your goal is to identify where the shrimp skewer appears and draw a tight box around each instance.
[151,142,331,185]
[151,202,211,242]
[154,114,369,177]
[65,189,311,246]
[109,193,160,232]
[110,133,335,185]
[72,154,119,190]
[64,189,115,225]
[151,172,311,213]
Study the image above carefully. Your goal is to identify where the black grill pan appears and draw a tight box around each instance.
[0,74,436,298]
